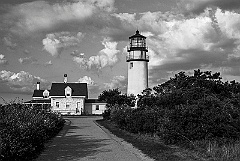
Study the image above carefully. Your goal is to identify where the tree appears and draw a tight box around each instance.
[98,88,136,108]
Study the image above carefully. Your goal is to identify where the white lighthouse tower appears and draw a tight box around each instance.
[127,30,149,96]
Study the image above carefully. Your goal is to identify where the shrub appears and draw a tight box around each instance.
[0,103,65,160]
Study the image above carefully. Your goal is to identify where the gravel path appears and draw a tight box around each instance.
[35,116,154,161]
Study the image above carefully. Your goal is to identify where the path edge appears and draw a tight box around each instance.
[94,120,155,161]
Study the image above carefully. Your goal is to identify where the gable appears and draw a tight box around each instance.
[49,83,88,98]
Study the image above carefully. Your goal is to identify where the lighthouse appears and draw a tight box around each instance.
[127,30,149,96]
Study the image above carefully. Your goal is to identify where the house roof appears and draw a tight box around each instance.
[32,89,50,97]
[24,100,51,104]
[32,90,44,97]
[85,99,106,103]
[49,83,88,98]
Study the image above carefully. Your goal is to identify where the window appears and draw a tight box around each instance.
[130,62,133,69]
[65,86,72,97]
[96,105,99,110]
[56,102,59,108]
[66,102,70,108]
[43,90,49,98]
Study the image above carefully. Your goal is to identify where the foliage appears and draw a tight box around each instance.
[105,69,240,160]
[98,88,136,119]
[0,103,65,160]
[99,88,136,108]
[109,105,164,135]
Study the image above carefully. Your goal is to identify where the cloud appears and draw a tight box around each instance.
[107,9,240,85]
[0,54,8,65]
[3,35,17,49]
[70,50,85,57]
[102,11,184,42]
[2,0,115,35]
[179,0,240,14]
[42,32,85,57]
[78,76,95,85]
[18,57,38,65]
[0,70,51,94]
[104,75,127,92]
[73,38,120,71]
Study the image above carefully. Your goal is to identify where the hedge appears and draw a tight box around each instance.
[0,103,65,160]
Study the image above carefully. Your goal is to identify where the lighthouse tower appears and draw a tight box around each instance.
[127,30,149,96]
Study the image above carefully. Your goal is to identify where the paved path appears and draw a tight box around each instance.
[36,116,154,161]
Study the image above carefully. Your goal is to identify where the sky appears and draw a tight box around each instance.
[1,0,240,104]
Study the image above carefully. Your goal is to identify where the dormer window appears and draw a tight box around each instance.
[43,90,49,99]
[65,86,72,97]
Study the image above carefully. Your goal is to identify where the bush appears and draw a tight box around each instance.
[160,95,240,144]
[110,105,163,135]
[102,69,240,160]
[0,103,65,160]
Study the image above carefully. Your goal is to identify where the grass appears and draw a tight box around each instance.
[193,139,240,161]
[96,119,206,161]
[97,119,240,161]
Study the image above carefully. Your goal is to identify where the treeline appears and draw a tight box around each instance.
[99,69,240,160]
[0,103,65,160]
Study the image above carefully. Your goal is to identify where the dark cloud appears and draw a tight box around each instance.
[222,67,240,76]
[3,35,17,50]
[0,0,41,4]
[180,0,240,15]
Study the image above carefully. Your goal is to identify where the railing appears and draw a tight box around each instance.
[126,55,149,61]
[127,46,148,52]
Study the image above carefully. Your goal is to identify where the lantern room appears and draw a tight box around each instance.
[127,30,149,62]
[128,30,148,51]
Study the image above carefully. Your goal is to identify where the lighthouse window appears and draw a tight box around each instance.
[130,62,133,69]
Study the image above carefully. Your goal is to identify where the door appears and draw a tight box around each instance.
[77,102,82,115]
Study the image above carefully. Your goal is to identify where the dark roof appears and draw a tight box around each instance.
[85,99,106,103]
[32,90,44,97]
[49,83,88,98]
[129,30,146,39]
[24,100,51,104]
[32,89,50,97]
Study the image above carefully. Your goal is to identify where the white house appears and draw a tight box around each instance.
[25,74,106,115]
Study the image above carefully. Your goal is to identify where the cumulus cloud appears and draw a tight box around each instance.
[78,76,95,85]
[73,38,120,71]
[108,9,240,85]
[104,75,127,92]
[102,11,185,42]
[70,50,85,57]
[42,32,85,57]
[0,70,50,94]
[0,54,8,65]
[18,57,38,65]
[179,0,240,14]
[2,0,115,35]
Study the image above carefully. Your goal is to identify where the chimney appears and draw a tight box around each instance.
[64,74,67,83]
[37,82,40,90]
